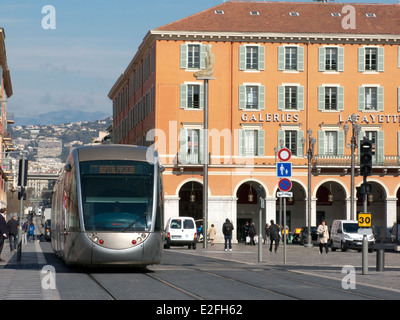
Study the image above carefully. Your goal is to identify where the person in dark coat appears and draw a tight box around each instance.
[0,208,8,262]
[7,215,19,252]
[248,223,257,245]
[269,220,280,253]
[222,218,234,252]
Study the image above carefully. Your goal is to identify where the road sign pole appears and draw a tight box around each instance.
[283,197,287,265]
[362,176,368,275]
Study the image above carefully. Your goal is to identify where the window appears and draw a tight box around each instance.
[179,128,203,164]
[358,86,383,111]
[239,84,265,110]
[365,48,377,71]
[187,44,200,69]
[278,85,304,110]
[318,47,344,72]
[365,87,377,110]
[246,86,258,109]
[285,86,297,110]
[244,130,258,156]
[187,129,199,159]
[324,87,338,110]
[324,131,338,155]
[246,46,258,70]
[239,129,265,156]
[180,43,207,70]
[358,47,384,72]
[180,83,204,109]
[285,47,297,70]
[285,131,297,155]
[278,46,304,71]
[325,48,337,71]
[318,130,344,157]
[239,45,265,71]
[187,85,200,108]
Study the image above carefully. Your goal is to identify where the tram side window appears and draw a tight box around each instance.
[65,165,80,231]
[154,173,164,231]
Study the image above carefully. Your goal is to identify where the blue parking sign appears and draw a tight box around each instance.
[277,162,292,178]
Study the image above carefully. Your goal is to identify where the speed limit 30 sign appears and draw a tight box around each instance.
[358,213,372,228]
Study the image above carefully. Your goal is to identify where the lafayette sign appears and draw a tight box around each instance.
[241,112,400,124]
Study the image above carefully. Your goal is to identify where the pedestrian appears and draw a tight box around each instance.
[248,223,257,245]
[0,208,8,262]
[317,220,329,254]
[208,224,216,246]
[29,223,35,242]
[269,220,280,253]
[264,223,270,245]
[7,215,18,252]
[22,220,28,244]
[244,221,249,243]
[222,218,234,252]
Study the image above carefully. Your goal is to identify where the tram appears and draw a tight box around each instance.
[51,145,164,266]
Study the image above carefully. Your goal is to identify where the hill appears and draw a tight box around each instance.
[15,109,110,126]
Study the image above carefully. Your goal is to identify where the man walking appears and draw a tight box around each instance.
[269,220,280,253]
[0,208,8,262]
[7,215,18,252]
[222,218,234,252]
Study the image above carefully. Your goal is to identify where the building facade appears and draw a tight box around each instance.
[109,1,400,242]
[0,27,13,208]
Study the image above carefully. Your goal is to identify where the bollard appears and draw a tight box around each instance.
[376,249,385,272]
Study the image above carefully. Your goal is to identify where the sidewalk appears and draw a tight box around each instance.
[0,241,51,300]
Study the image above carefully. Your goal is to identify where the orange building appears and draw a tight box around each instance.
[0,27,14,208]
[109,1,400,243]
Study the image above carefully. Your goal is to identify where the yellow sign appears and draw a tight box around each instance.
[358,213,372,227]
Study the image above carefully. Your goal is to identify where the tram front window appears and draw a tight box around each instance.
[80,160,154,232]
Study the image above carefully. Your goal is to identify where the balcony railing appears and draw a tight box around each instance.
[313,155,399,167]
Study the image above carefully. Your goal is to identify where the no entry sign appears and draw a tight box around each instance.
[278,148,291,162]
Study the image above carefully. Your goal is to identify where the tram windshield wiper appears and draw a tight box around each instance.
[120,212,148,232]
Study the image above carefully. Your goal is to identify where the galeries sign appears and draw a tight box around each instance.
[241,113,400,124]
[241,113,299,123]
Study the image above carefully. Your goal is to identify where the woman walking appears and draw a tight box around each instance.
[317,220,329,254]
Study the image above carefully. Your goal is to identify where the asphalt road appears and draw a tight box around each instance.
[38,241,400,305]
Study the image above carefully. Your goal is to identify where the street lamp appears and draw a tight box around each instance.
[301,129,316,248]
[343,113,361,220]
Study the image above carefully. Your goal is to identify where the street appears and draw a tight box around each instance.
[36,242,400,301]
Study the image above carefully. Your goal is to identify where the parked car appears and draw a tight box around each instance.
[299,226,318,245]
[164,217,197,249]
[330,220,375,252]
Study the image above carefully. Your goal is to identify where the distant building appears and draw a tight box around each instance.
[37,138,62,158]
[109,1,400,242]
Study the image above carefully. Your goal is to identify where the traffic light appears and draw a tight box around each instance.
[18,159,28,187]
[360,137,372,178]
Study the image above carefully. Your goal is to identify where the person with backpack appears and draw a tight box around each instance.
[29,223,35,242]
[222,218,234,252]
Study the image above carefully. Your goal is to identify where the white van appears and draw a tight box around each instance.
[330,220,375,252]
[164,217,197,249]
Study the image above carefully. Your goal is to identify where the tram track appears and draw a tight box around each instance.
[80,260,386,300]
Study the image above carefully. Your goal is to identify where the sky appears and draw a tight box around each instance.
[0,0,398,124]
